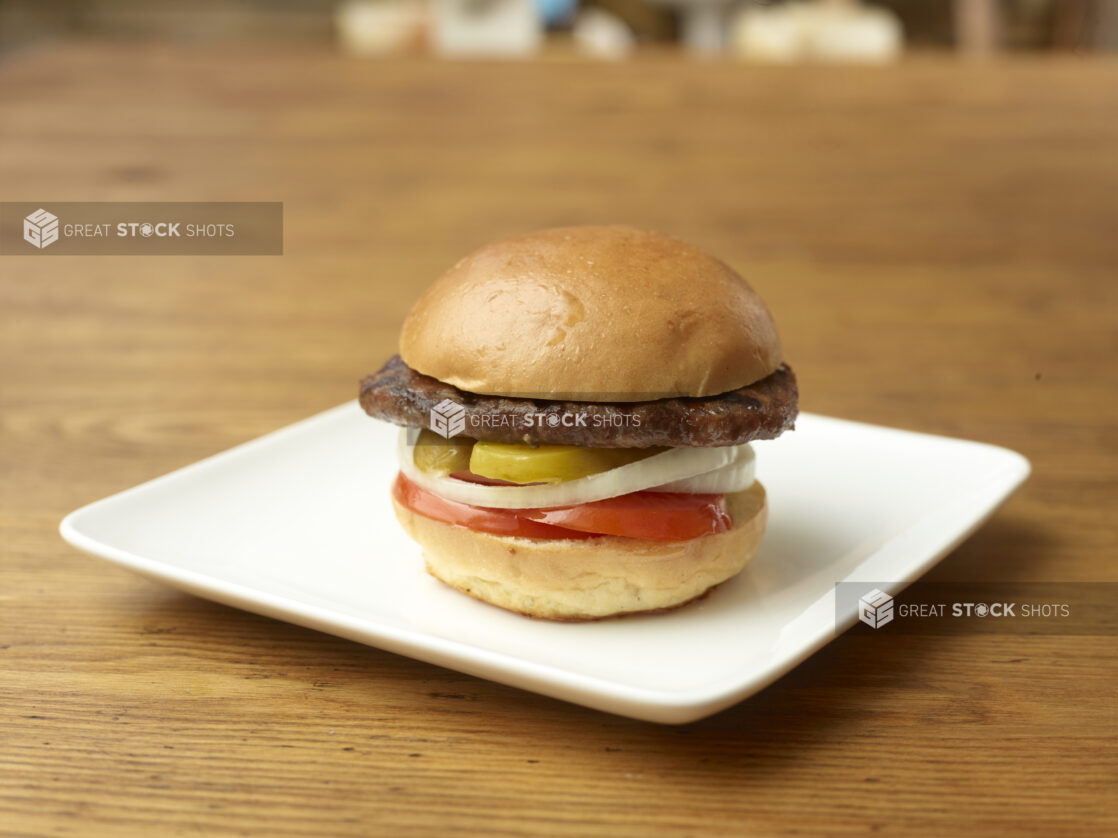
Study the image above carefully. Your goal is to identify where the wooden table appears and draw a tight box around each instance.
[2,44,1115,836]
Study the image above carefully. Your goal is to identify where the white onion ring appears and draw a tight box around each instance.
[397,430,752,509]
[653,446,755,494]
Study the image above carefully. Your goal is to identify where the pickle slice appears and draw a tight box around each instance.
[469,441,663,485]
[412,429,474,476]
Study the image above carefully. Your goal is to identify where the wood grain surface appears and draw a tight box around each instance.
[1,44,1116,837]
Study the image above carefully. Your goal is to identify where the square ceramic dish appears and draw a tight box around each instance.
[61,404,1029,723]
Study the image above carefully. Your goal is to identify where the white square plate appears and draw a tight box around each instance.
[61,404,1029,723]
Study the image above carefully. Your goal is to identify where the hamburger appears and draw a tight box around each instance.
[361,226,797,621]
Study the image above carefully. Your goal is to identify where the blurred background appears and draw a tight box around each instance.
[2,0,1117,60]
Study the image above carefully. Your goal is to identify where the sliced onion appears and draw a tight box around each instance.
[653,445,755,493]
[397,430,749,509]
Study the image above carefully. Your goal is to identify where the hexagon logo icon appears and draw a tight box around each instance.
[429,398,466,439]
[24,208,59,249]
[858,588,894,629]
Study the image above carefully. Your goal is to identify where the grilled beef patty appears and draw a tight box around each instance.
[360,355,797,448]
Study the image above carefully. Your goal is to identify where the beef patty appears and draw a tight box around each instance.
[360,355,797,448]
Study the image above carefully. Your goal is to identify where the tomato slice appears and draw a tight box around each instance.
[519,492,731,540]
[393,473,730,542]
[393,473,595,540]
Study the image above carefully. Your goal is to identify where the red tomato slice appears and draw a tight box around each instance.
[393,473,730,542]
[519,492,731,540]
[393,473,595,540]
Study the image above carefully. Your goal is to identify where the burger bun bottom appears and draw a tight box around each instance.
[391,482,767,621]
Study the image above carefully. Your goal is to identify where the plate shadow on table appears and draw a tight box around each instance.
[921,512,1058,584]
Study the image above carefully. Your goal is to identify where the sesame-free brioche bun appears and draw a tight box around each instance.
[392,482,767,621]
[399,226,783,401]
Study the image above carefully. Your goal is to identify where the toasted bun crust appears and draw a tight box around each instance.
[392,482,767,621]
[399,226,783,401]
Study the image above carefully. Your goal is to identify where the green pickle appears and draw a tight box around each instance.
[413,429,474,475]
[470,440,663,485]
